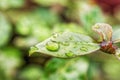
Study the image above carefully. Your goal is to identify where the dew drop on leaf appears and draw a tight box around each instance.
[53,33,59,38]
[46,41,59,51]
[29,32,100,58]
[80,46,88,52]
[61,41,69,46]
[80,41,88,45]
[65,51,74,57]
[69,36,74,40]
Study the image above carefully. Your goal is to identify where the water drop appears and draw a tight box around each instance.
[80,46,88,52]
[69,36,74,41]
[46,41,59,51]
[61,41,69,46]
[73,43,78,48]
[53,33,59,38]
[50,34,58,41]
[80,41,88,45]
[65,51,74,57]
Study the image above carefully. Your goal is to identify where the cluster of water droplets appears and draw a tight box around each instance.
[44,32,98,57]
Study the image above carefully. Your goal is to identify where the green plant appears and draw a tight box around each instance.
[29,23,120,60]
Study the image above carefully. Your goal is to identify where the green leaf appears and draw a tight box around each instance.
[29,32,100,58]
[0,47,22,79]
[53,23,86,34]
[112,28,120,43]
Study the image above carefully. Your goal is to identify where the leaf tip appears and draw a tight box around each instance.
[29,46,39,56]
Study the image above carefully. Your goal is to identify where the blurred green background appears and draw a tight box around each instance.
[0,0,120,80]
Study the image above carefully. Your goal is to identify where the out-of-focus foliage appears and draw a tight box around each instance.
[0,13,12,47]
[102,59,120,80]
[33,0,68,7]
[19,65,45,80]
[1,0,120,80]
[0,0,25,10]
[15,9,59,36]
[45,58,89,80]
[0,47,22,80]
[79,2,105,33]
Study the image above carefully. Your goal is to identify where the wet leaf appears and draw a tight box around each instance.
[92,23,113,42]
[29,32,100,58]
[112,28,120,43]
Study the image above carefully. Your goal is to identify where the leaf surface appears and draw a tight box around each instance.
[29,32,100,58]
